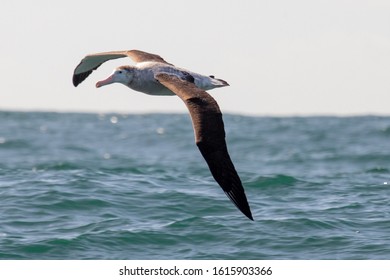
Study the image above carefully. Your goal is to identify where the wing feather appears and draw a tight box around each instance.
[72,50,172,87]
[72,51,128,86]
[126,50,173,65]
[155,73,253,220]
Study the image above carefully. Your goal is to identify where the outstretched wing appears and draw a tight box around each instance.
[126,50,172,65]
[72,51,128,87]
[72,50,172,87]
[155,73,253,221]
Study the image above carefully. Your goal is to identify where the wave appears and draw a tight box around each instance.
[245,174,301,189]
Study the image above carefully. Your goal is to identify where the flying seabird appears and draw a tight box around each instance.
[73,50,253,220]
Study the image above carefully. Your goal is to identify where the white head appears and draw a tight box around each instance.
[96,66,134,88]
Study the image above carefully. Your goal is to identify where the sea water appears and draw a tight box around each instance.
[0,112,389,259]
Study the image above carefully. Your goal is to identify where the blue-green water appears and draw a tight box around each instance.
[0,111,389,259]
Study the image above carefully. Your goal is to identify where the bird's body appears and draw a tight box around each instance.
[73,49,253,220]
[118,62,228,96]
[73,50,228,95]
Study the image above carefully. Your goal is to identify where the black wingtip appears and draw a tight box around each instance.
[72,75,79,87]
[225,190,254,221]
[240,204,254,221]
[72,71,93,87]
[241,204,254,221]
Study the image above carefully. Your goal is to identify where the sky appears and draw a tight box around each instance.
[1,0,389,116]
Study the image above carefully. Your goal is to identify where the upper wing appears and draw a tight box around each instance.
[155,73,253,221]
[126,50,172,65]
[72,50,172,87]
[72,51,128,87]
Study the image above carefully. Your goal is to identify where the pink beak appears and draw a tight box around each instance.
[96,74,115,88]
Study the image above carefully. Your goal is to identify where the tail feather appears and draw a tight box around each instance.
[193,74,229,90]
[215,78,229,87]
[208,76,229,88]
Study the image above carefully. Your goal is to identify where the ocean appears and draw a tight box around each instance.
[0,111,389,259]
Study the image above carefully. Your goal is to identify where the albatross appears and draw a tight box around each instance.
[73,50,253,221]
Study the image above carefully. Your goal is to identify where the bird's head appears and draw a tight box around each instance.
[96,66,134,88]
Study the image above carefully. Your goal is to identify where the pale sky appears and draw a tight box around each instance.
[1,0,389,116]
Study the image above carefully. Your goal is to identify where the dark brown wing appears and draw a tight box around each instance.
[155,73,253,220]
[72,50,172,87]
[126,50,173,65]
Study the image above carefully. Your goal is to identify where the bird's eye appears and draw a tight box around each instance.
[118,71,123,74]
